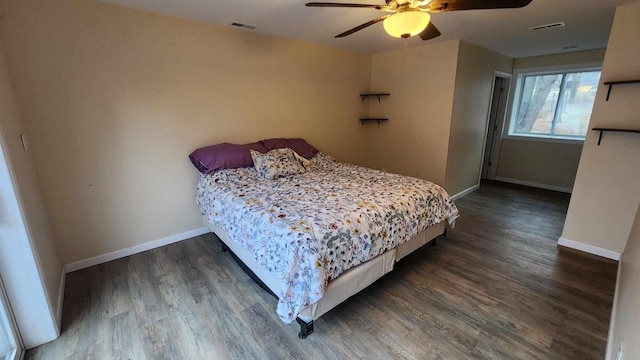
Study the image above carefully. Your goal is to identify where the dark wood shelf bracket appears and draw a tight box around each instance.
[360,118,388,128]
[360,93,389,127]
[592,127,640,145]
[360,93,390,104]
[603,80,640,101]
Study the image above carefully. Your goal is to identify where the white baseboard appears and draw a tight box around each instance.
[451,184,479,200]
[605,253,623,360]
[557,237,621,261]
[495,176,572,193]
[63,227,209,273]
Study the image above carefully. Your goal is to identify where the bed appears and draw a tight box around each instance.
[195,149,459,338]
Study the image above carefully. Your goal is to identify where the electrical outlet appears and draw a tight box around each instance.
[616,342,624,360]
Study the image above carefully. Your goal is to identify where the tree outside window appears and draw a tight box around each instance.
[512,70,601,140]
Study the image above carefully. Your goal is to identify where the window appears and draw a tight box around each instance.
[509,69,601,141]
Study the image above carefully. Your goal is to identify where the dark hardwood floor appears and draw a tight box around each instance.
[27,181,618,359]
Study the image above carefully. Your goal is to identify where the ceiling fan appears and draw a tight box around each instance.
[306,0,533,40]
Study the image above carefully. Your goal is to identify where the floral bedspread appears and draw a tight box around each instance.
[196,153,459,324]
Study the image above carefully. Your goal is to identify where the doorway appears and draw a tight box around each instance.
[481,72,511,180]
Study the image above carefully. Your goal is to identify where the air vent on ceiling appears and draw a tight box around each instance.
[528,22,566,31]
[231,22,256,30]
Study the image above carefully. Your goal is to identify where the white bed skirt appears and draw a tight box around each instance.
[204,217,445,323]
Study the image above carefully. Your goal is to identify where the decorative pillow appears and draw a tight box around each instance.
[309,152,337,169]
[189,142,268,174]
[250,148,307,180]
[260,138,319,159]
[292,151,312,170]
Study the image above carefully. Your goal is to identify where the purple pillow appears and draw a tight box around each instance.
[189,142,268,174]
[260,138,319,159]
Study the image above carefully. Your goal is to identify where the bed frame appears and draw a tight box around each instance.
[203,217,446,339]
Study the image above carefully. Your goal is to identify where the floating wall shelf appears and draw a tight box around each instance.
[592,128,640,145]
[360,93,389,127]
[603,80,640,101]
[360,93,390,104]
[360,118,388,128]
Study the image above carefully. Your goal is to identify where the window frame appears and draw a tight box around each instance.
[504,64,602,144]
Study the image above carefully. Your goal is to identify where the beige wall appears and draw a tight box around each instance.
[495,49,606,190]
[513,48,606,70]
[497,140,583,190]
[367,39,513,195]
[0,42,61,340]
[561,2,640,253]
[1,0,583,270]
[607,205,640,360]
[366,40,460,186]
[0,0,372,264]
[445,41,512,195]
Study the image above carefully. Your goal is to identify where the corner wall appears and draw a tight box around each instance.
[1,0,522,289]
[560,2,640,255]
[367,39,513,195]
[0,0,372,265]
[366,40,460,185]
[444,41,512,195]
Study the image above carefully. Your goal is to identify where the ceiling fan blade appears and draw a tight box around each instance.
[335,15,391,38]
[427,0,533,12]
[306,2,388,9]
[419,22,441,40]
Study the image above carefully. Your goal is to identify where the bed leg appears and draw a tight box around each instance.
[220,240,229,253]
[296,318,314,339]
[433,228,447,246]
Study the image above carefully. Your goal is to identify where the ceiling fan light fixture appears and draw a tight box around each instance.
[383,11,430,38]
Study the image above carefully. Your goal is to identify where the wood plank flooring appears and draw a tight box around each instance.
[27,181,618,359]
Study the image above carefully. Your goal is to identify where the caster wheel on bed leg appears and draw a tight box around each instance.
[433,238,437,246]
[298,332,308,339]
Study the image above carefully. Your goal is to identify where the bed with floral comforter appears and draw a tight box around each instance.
[196,153,459,324]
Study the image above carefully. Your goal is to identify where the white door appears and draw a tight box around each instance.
[0,275,23,360]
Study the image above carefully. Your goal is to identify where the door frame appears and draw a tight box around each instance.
[0,275,24,360]
[0,125,59,349]
[479,71,512,182]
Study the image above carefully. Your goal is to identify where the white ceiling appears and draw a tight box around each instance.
[100,0,638,58]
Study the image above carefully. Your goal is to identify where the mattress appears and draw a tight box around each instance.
[196,152,459,323]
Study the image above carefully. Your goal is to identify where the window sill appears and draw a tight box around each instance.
[503,134,585,145]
